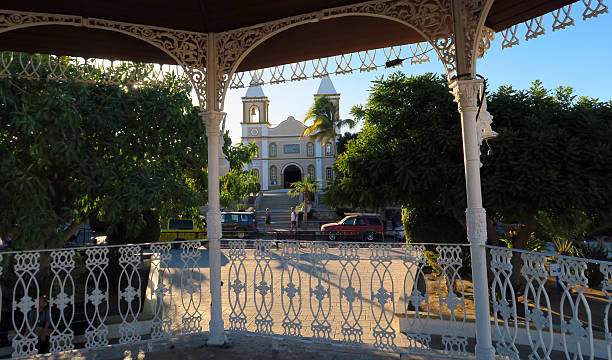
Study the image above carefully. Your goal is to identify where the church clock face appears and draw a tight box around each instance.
[250,128,259,136]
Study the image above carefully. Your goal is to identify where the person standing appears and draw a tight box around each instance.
[290,206,297,231]
[28,295,50,353]
[265,208,272,232]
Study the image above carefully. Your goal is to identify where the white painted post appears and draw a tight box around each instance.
[202,110,226,345]
[204,31,227,346]
[450,79,495,360]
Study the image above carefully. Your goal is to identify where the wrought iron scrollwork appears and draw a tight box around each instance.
[253,240,274,334]
[150,243,173,340]
[228,240,248,332]
[49,250,76,353]
[369,244,396,351]
[84,247,109,350]
[280,242,303,337]
[338,243,363,345]
[309,242,332,342]
[180,241,203,334]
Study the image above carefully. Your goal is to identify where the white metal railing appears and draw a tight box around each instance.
[0,241,211,359]
[4,240,608,359]
[486,245,612,360]
[0,240,478,359]
[224,240,474,358]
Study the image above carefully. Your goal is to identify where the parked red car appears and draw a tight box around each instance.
[320,213,384,241]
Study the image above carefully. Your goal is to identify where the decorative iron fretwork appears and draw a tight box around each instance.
[453,0,490,76]
[84,247,109,350]
[0,10,208,106]
[552,5,575,31]
[489,248,519,359]
[280,242,303,337]
[180,241,203,335]
[402,245,431,352]
[227,240,248,332]
[338,244,363,345]
[0,11,81,31]
[601,263,612,359]
[521,252,554,359]
[216,0,457,108]
[558,259,594,358]
[500,0,608,49]
[369,244,396,351]
[150,244,174,340]
[118,246,142,344]
[253,240,275,334]
[11,253,40,357]
[49,250,76,353]
[309,242,332,342]
[436,245,467,356]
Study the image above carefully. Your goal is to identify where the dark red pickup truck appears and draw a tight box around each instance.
[320,213,384,241]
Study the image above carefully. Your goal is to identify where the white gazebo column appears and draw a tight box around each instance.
[203,31,226,346]
[450,79,495,360]
[202,109,226,345]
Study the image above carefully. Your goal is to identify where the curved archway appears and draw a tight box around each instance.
[249,105,261,123]
[0,19,205,107]
[281,162,304,174]
[220,12,453,106]
[470,0,496,76]
[282,164,302,189]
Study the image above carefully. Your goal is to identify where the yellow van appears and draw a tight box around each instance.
[160,218,207,243]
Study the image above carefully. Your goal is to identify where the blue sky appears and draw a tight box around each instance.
[223,13,612,143]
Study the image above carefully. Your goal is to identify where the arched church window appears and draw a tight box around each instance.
[270,166,277,185]
[326,167,333,180]
[270,143,277,157]
[325,143,332,156]
[307,142,314,156]
[307,165,315,179]
[249,106,260,123]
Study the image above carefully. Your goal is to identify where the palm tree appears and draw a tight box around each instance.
[301,97,355,155]
[288,174,320,230]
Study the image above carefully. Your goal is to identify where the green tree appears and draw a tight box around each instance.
[288,174,320,229]
[0,54,208,249]
[326,72,612,246]
[336,131,359,155]
[220,134,261,209]
[302,97,356,154]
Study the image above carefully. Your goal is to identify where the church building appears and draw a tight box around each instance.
[241,76,339,191]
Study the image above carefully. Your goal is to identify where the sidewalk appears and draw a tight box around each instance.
[118,333,426,360]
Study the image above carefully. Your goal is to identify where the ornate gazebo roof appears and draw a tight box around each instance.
[0,0,583,70]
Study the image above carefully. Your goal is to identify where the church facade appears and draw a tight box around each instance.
[241,76,339,191]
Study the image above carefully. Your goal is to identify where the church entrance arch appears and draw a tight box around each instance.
[283,165,302,189]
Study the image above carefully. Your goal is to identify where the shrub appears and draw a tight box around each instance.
[401,205,466,244]
[424,250,441,273]
[572,242,610,288]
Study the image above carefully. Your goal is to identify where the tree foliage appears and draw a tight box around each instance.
[326,72,612,244]
[220,134,260,209]
[302,97,355,148]
[336,131,359,155]
[326,73,464,216]
[0,55,209,249]
[288,174,320,229]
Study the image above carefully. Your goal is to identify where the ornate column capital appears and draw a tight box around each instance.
[466,207,487,245]
[201,110,226,135]
[449,79,483,112]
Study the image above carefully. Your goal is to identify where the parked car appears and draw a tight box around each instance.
[160,218,207,243]
[222,212,258,239]
[320,213,384,241]
[395,225,405,240]
[65,225,95,247]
